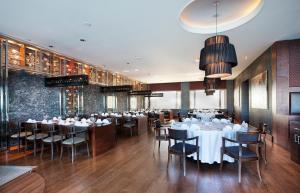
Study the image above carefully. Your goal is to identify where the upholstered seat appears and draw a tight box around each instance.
[42,135,65,143]
[123,123,135,128]
[11,131,32,138]
[62,137,85,145]
[169,142,198,154]
[224,146,257,158]
[26,133,48,140]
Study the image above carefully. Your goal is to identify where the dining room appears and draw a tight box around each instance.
[0,0,300,193]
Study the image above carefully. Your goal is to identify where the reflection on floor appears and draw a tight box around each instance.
[1,132,300,193]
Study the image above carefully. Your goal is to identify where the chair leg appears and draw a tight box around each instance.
[158,140,161,149]
[25,139,27,153]
[153,138,156,157]
[183,154,186,176]
[238,160,242,183]
[40,142,44,158]
[167,151,170,168]
[220,148,224,171]
[86,142,90,157]
[33,140,36,156]
[264,143,267,165]
[18,137,21,152]
[256,160,262,182]
[51,143,54,160]
[71,145,74,163]
[197,150,200,170]
[60,144,63,159]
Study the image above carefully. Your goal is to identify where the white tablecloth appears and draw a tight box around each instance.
[171,121,239,164]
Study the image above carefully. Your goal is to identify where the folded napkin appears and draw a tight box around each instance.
[241,121,248,128]
[66,118,71,122]
[41,119,48,124]
[170,120,176,124]
[132,115,136,118]
[81,118,87,123]
[183,118,191,122]
[212,118,220,123]
[102,119,110,124]
[27,119,37,123]
[191,118,198,123]
[58,116,62,120]
[96,119,102,124]
[58,120,65,125]
[53,117,58,121]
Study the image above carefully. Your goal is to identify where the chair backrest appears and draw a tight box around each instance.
[40,123,54,134]
[236,131,260,144]
[168,128,187,140]
[154,120,161,129]
[23,122,37,131]
[8,121,18,129]
[58,125,74,137]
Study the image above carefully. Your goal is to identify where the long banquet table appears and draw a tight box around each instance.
[171,121,242,164]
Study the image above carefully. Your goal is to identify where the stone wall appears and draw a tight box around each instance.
[8,70,60,121]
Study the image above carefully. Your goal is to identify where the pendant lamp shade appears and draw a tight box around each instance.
[205,89,215,96]
[204,77,220,91]
[199,35,237,78]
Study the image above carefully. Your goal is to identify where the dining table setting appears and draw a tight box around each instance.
[170,117,248,164]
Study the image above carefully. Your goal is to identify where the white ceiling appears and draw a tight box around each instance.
[0,0,300,83]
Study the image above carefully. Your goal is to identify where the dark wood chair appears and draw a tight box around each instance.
[8,121,32,152]
[123,116,136,136]
[40,123,64,160]
[258,123,268,165]
[167,128,199,176]
[220,131,262,183]
[60,125,90,163]
[25,122,48,156]
[153,120,168,155]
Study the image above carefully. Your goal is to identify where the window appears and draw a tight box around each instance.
[130,96,137,111]
[150,91,181,109]
[107,95,117,110]
[190,90,226,109]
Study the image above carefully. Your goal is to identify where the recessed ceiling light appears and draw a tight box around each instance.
[123,70,129,73]
[134,69,139,72]
[83,22,92,27]
[80,39,86,42]
[49,45,54,48]
[244,56,248,60]
[126,62,130,65]
[134,56,143,60]
[194,58,200,63]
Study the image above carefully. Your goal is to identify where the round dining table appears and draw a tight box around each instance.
[171,121,243,164]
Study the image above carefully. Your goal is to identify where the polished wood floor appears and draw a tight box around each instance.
[1,132,300,193]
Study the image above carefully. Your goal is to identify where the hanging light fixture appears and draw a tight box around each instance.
[204,77,220,95]
[204,77,220,91]
[199,1,237,78]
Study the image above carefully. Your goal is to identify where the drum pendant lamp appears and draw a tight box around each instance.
[199,1,237,78]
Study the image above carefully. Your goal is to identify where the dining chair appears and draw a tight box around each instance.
[167,128,199,176]
[220,131,262,183]
[25,122,48,156]
[258,123,268,165]
[8,121,32,152]
[153,120,168,155]
[40,123,64,160]
[60,125,90,163]
[123,116,136,136]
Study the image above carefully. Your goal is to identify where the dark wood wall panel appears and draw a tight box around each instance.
[148,82,181,91]
[289,40,300,87]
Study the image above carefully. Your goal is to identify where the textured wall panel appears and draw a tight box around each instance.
[289,40,300,87]
[8,70,60,121]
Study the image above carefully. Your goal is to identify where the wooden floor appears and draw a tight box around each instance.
[1,132,300,193]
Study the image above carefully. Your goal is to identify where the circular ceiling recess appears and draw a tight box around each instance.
[179,0,264,34]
